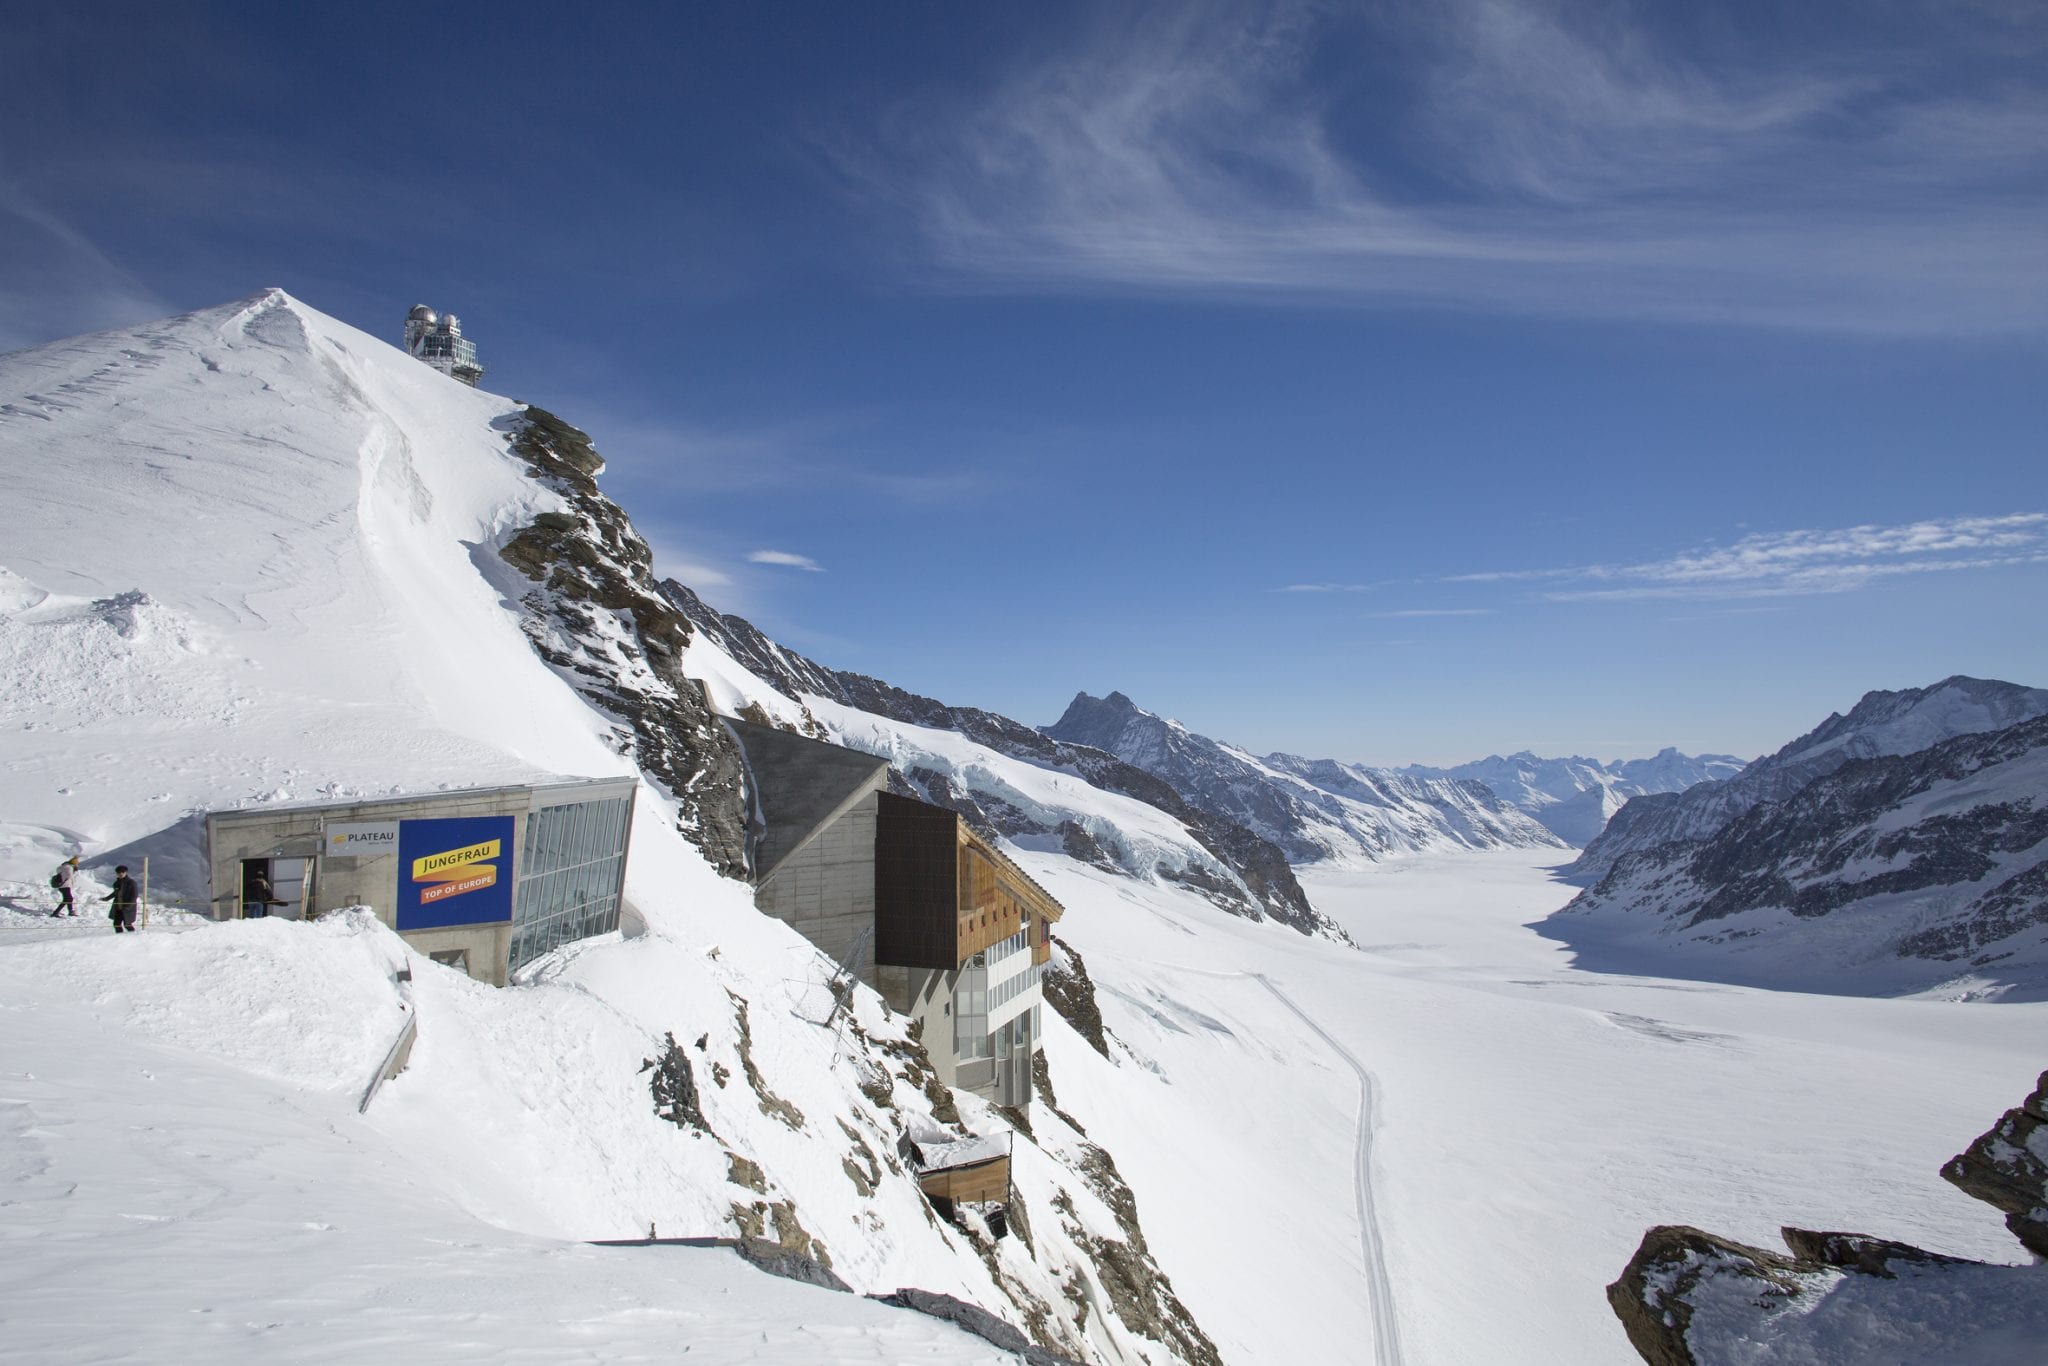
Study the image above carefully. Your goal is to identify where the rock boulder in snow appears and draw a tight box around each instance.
[1609,1066,2048,1363]
[1941,1068,2048,1259]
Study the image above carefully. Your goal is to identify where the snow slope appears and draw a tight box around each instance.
[0,912,1060,1364]
[0,289,627,882]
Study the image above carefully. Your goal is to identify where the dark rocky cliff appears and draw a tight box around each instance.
[493,407,749,878]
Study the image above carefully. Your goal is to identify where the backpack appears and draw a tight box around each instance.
[50,873,63,889]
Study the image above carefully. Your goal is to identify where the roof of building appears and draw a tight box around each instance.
[206,774,637,825]
[725,718,891,882]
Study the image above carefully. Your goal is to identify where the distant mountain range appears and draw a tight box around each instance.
[1569,676,2048,883]
[1045,691,1566,862]
[1399,750,1747,846]
[1545,676,2048,998]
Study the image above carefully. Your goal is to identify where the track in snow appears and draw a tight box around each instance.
[1155,963,1405,1366]
[1248,973,1404,1366]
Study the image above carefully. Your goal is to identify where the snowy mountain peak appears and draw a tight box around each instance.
[1569,675,2048,884]
[1772,675,2048,771]
[1398,749,1745,848]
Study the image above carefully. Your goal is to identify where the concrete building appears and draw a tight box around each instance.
[730,719,1062,1110]
[402,304,485,387]
[203,777,635,986]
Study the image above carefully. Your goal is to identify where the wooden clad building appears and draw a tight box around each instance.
[729,719,1064,1109]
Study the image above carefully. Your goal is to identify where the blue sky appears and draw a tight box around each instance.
[5,1,2044,765]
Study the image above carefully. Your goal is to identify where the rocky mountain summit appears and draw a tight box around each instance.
[1607,1067,2048,1364]
[1045,691,1565,863]
[1571,676,2048,884]
[662,585,1332,937]
[1399,749,1746,847]
[1547,697,2048,998]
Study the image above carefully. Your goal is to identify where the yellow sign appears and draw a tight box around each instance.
[411,839,502,882]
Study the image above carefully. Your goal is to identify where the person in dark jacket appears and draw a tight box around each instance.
[245,871,274,918]
[104,865,140,933]
[50,856,80,917]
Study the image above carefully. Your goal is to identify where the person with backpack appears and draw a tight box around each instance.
[49,856,80,917]
[103,865,140,933]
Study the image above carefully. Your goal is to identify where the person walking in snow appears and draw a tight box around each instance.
[103,865,140,933]
[49,856,80,917]
[245,870,274,918]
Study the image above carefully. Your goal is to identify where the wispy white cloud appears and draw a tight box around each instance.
[748,549,825,572]
[574,406,1002,508]
[0,189,171,353]
[1276,581,1378,593]
[840,0,2048,333]
[1460,513,2048,602]
[646,547,734,591]
[1367,608,1497,618]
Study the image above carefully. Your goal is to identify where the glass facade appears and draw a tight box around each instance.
[509,795,632,973]
[954,931,1045,1062]
[989,959,1043,1013]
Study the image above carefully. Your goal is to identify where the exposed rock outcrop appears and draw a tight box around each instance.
[1054,1142,1223,1366]
[1043,934,1112,1059]
[496,407,748,877]
[640,1031,712,1135]
[1608,1067,2048,1364]
[1941,1068,2048,1258]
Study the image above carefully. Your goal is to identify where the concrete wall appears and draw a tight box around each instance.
[756,790,879,981]
[877,962,968,1089]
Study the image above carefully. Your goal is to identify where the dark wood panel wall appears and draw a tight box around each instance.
[874,793,961,969]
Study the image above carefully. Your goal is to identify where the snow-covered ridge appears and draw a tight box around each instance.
[1399,748,1746,847]
[1570,676,2048,884]
[665,582,1335,937]
[1546,709,2048,999]
[0,288,627,855]
[1046,690,1566,864]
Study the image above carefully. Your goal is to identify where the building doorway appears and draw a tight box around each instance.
[240,857,310,920]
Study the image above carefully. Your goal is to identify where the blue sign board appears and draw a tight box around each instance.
[396,815,516,930]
